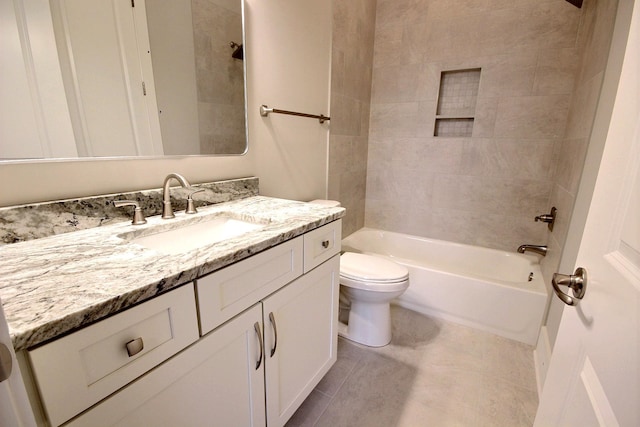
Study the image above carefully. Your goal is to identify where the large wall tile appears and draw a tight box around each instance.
[563,72,604,139]
[428,208,546,251]
[477,53,538,98]
[392,137,464,174]
[376,0,429,27]
[372,64,425,103]
[493,95,570,139]
[546,183,575,249]
[575,0,618,85]
[425,0,533,20]
[472,97,498,138]
[532,48,580,95]
[331,94,363,136]
[370,103,421,138]
[555,136,589,195]
[460,138,556,180]
[328,0,377,238]
[372,23,423,68]
[432,175,550,217]
[421,2,580,61]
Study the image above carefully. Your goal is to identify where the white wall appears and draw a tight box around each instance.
[245,0,332,202]
[0,0,332,207]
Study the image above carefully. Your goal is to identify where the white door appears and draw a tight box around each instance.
[0,299,36,427]
[534,1,640,425]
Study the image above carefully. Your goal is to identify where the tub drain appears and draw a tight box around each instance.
[528,272,534,282]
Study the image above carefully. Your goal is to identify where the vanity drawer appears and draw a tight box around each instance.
[303,220,342,273]
[197,236,303,335]
[28,284,199,427]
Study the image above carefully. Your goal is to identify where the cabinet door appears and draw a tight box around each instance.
[67,305,266,427]
[263,255,339,426]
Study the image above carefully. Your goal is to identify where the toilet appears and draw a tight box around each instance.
[339,252,409,347]
[308,199,410,347]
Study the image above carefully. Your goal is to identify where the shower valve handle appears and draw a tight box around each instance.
[535,207,557,231]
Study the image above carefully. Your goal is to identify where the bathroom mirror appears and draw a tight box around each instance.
[0,0,247,161]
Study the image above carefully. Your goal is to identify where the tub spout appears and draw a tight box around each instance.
[517,244,547,256]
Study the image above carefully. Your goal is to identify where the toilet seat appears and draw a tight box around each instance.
[340,252,409,290]
[340,275,409,292]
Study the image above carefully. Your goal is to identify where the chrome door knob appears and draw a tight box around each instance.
[552,267,587,306]
[0,343,12,382]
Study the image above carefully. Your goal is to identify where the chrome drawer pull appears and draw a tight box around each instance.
[254,322,263,370]
[125,337,144,357]
[269,312,278,357]
[321,240,330,248]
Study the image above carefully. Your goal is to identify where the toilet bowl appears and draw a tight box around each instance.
[339,252,409,347]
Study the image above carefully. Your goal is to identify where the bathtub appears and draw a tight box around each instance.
[341,228,548,345]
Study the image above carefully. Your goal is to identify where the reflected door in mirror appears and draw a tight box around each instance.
[0,0,248,161]
[52,0,163,157]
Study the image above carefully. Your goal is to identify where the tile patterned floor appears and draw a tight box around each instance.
[286,306,538,427]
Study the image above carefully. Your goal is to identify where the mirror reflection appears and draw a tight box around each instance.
[0,0,247,161]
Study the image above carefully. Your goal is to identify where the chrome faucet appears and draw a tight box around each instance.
[162,173,192,219]
[113,200,147,225]
[517,244,548,256]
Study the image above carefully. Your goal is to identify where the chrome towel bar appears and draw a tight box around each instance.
[260,104,330,124]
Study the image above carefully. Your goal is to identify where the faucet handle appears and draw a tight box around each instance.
[535,207,557,231]
[114,200,147,225]
[185,188,205,214]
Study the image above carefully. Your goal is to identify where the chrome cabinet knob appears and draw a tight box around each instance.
[125,337,144,357]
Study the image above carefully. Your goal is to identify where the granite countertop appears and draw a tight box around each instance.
[0,196,345,351]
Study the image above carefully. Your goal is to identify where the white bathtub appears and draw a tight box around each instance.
[341,228,548,345]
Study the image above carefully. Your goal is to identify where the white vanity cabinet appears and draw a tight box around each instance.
[27,284,200,427]
[263,254,339,426]
[66,303,267,427]
[25,220,341,427]
[66,253,339,427]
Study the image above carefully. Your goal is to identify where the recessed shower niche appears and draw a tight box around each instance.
[434,68,481,137]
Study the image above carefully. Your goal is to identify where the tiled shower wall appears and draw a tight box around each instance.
[365,0,584,251]
[192,0,246,154]
[542,0,620,276]
[541,0,619,343]
[328,0,377,236]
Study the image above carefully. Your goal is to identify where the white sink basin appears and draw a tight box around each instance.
[125,216,265,255]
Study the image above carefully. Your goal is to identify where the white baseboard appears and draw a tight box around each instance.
[533,326,552,396]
